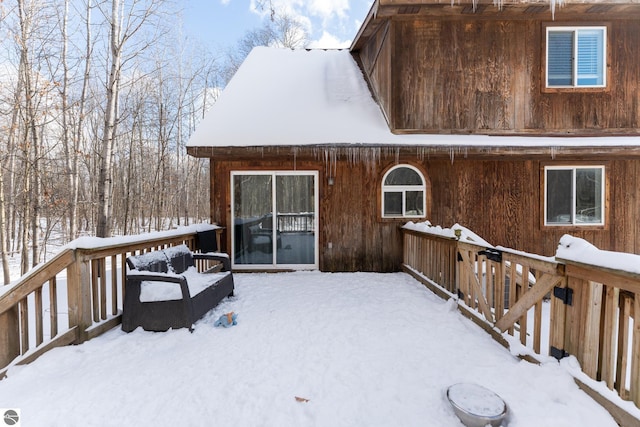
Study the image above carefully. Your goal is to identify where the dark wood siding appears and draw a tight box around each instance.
[359,21,393,126]
[427,157,640,256]
[356,17,640,134]
[207,149,640,272]
[211,156,405,272]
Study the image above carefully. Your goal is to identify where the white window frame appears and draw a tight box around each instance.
[381,165,426,219]
[545,26,607,89]
[544,165,605,226]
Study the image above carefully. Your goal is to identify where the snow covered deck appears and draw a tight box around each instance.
[0,272,618,426]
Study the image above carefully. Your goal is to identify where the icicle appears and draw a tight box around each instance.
[369,148,374,170]
[420,146,429,162]
[551,0,556,20]
[332,149,337,179]
[550,0,565,20]
[550,146,556,160]
[449,146,455,165]
[292,146,298,170]
[323,147,337,181]
[322,148,329,177]
[247,146,264,158]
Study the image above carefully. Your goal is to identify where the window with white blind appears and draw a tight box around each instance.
[546,27,606,88]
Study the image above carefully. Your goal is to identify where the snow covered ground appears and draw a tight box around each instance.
[0,271,618,426]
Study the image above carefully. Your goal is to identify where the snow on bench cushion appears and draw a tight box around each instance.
[139,267,230,302]
[127,250,169,273]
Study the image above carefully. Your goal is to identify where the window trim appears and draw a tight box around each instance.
[543,165,606,227]
[230,170,319,270]
[543,24,608,92]
[381,164,427,219]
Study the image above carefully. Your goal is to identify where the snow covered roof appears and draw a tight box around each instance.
[187,47,397,147]
[187,47,640,150]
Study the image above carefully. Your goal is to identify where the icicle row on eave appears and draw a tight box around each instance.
[232,144,578,169]
[455,0,566,18]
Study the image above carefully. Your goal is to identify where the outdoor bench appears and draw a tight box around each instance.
[121,244,234,332]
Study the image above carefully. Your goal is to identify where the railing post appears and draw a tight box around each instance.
[0,306,20,370]
[67,251,92,344]
[549,276,569,360]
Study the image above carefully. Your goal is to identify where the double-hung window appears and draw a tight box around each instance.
[382,165,426,218]
[546,26,606,88]
[544,166,604,226]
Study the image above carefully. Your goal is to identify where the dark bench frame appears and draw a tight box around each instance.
[121,244,234,332]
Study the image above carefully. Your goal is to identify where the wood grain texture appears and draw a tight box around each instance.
[207,149,640,271]
[359,16,640,135]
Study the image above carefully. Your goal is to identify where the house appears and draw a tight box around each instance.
[186,0,640,272]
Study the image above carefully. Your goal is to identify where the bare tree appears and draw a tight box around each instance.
[0,0,246,281]
[96,0,165,237]
[16,0,56,270]
[0,160,9,284]
[58,0,93,241]
[223,10,308,84]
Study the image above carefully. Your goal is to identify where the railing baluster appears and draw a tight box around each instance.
[100,258,107,321]
[121,252,127,305]
[508,261,517,335]
[494,259,505,323]
[49,277,58,338]
[35,288,43,346]
[519,265,529,346]
[601,285,619,390]
[91,259,100,322]
[532,269,542,353]
[533,298,542,354]
[616,294,631,399]
[19,297,29,355]
[111,255,118,316]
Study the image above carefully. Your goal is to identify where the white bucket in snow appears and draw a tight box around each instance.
[446,383,508,427]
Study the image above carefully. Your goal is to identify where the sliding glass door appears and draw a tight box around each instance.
[231,171,318,269]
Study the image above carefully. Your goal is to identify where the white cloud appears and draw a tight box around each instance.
[249,0,350,23]
[307,31,351,49]
[247,0,370,48]
[354,18,363,32]
[308,0,350,20]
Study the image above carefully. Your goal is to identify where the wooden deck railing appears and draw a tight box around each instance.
[402,225,640,423]
[0,225,221,378]
[556,258,640,405]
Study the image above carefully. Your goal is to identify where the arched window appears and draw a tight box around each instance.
[381,165,426,218]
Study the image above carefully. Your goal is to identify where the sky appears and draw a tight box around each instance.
[182,0,374,51]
